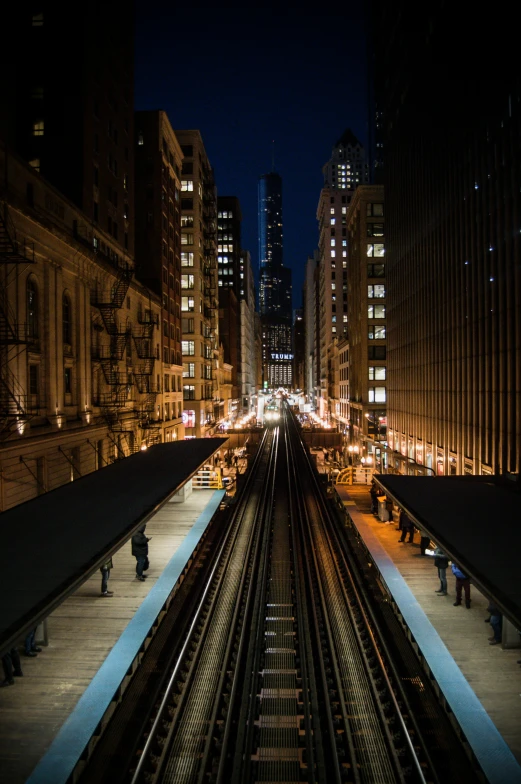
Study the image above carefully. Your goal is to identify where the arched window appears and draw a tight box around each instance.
[27,278,39,338]
[63,293,72,345]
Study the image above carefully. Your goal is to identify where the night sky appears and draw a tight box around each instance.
[135,3,368,307]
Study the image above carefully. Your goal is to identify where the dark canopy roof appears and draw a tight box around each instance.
[374,474,521,630]
[0,439,227,653]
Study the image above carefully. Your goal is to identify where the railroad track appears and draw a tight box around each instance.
[79,405,482,784]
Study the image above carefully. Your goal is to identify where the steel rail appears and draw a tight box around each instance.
[285,412,361,784]
[129,429,272,784]
[209,427,280,783]
[217,426,281,784]
[287,406,429,783]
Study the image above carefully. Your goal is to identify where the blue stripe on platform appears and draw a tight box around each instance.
[336,487,521,784]
[27,490,225,784]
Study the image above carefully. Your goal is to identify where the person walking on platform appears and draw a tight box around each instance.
[398,511,415,543]
[452,563,471,608]
[1,648,23,686]
[132,526,151,582]
[432,547,449,595]
[369,482,378,515]
[100,557,114,597]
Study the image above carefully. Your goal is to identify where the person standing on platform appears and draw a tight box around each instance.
[132,526,151,581]
[486,601,502,645]
[100,557,114,597]
[24,627,41,657]
[398,511,415,543]
[1,648,23,686]
[432,547,449,595]
[452,563,471,608]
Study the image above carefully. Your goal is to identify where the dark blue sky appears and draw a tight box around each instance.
[135,3,368,306]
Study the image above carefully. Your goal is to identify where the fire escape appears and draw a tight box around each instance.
[90,262,136,457]
[133,309,161,446]
[0,204,36,440]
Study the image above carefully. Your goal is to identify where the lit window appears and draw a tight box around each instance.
[181,252,194,266]
[181,296,195,312]
[368,366,386,380]
[368,305,386,319]
[138,132,144,146]
[182,340,195,356]
[32,119,44,136]
[330,238,336,247]
[367,243,385,257]
[181,180,193,192]
[368,284,385,298]
[368,386,386,403]
[181,233,194,245]
[368,325,386,340]
[181,274,195,289]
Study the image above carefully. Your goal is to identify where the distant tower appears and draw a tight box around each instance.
[258,171,292,388]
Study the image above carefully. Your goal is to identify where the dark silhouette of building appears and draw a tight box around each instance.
[371,1,521,475]
[0,2,134,260]
[258,172,292,388]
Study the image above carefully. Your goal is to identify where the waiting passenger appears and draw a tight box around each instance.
[486,601,502,645]
[432,547,449,595]
[398,511,415,543]
[132,526,151,582]
[452,563,471,608]
[24,627,42,657]
[1,648,23,686]
[100,557,114,597]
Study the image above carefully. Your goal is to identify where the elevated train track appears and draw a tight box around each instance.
[78,404,481,784]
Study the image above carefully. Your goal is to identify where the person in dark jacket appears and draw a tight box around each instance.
[487,601,502,645]
[452,563,471,608]
[132,526,151,581]
[100,557,114,596]
[398,511,415,543]
[432,547,449,595]
[1,648,23,687]
[369,482,378,515]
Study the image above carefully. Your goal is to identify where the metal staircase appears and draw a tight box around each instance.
[0,204,36,440]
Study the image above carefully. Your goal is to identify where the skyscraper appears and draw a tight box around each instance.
[371,1,521,476]
[316,130,369,417]
[258,172,292,388]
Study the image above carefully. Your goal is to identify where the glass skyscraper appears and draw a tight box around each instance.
[258,171,293,387]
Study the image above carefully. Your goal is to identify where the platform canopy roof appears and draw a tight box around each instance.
[374,474,521,631]
[0,439,227,653]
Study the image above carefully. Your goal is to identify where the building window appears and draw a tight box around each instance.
[367,243,385,257]
[367,263,385,278]
[181,274,194,289]
[367,284,385,298]
[164,374,170,392]
[367,203,384,217]
[368,366,386,380]
[27,278,39,338]
[182,340,195,355]
[29,364,39,395]
[368,386,386,403]
[182,296,195,312]
[183,385,196,400]
[368,304,386,319]
[182,317,194,333]
[181,233,194,245]
[183,362,195,378]
[64,367,72,394]
[63,293,72,346]
[32,119,44,136]
[181,180,193,192]
[368,326,386,340]
[138,131,144,146]
[181,251,194,266]
[367,223,384,237]
[368,346,387,360]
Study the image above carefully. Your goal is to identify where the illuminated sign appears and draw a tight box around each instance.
[270,353,293,361]
[182,410,196,428]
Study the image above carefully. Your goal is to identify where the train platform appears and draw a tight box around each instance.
[336,483,521,783]
[0,487,225,784]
